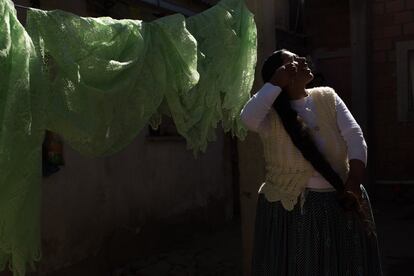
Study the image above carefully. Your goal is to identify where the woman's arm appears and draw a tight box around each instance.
[240,62,298,132]
[335,94,368,195]
[240,83,281,132]
[335,94,368,166]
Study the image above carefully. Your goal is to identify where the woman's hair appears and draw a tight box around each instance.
[261,50,345,193]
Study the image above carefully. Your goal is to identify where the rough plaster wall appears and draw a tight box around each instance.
[39,128,233,273]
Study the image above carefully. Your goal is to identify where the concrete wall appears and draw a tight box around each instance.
[38,129,234,274]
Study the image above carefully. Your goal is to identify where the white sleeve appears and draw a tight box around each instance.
[335,94,368,166]
[240,83,282,132]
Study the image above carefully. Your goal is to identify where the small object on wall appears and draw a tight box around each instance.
[42,131,64,177]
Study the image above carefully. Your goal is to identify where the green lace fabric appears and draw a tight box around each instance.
[26,0,256,155]
[0,0,44,275]
[27,11,199,157]
[0,0,256,274]
[172,0,256,151]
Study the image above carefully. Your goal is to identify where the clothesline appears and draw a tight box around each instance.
[14,3,30,10]
[12,1,196,16]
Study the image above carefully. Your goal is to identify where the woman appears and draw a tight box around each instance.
[240,49,382,275]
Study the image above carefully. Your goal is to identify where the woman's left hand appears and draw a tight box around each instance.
[344,178,363,199]
[345,159,366,200]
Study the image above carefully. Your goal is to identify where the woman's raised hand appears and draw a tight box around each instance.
[269,62,297,88]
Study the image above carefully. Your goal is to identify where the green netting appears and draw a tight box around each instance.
[165,0,257,152]
[0,1,44,275]
[26,10,200,157]
[26,0,256,155]
[0,0,256,274]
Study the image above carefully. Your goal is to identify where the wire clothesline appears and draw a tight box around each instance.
[14,3,32,10]
[12,0,198,16]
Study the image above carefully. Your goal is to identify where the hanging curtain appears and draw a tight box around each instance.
[0,0,256,274]
[0,0,45,274]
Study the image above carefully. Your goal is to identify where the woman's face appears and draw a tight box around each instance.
[281,51,314,86]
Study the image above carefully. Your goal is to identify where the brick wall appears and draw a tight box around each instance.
[370,0,414,180]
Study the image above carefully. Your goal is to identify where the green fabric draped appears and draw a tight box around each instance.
[0,0,44,275]
[0,0,256,274]
[26,0,256,155]
[166,0,257,151]
[26,11,200,157]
